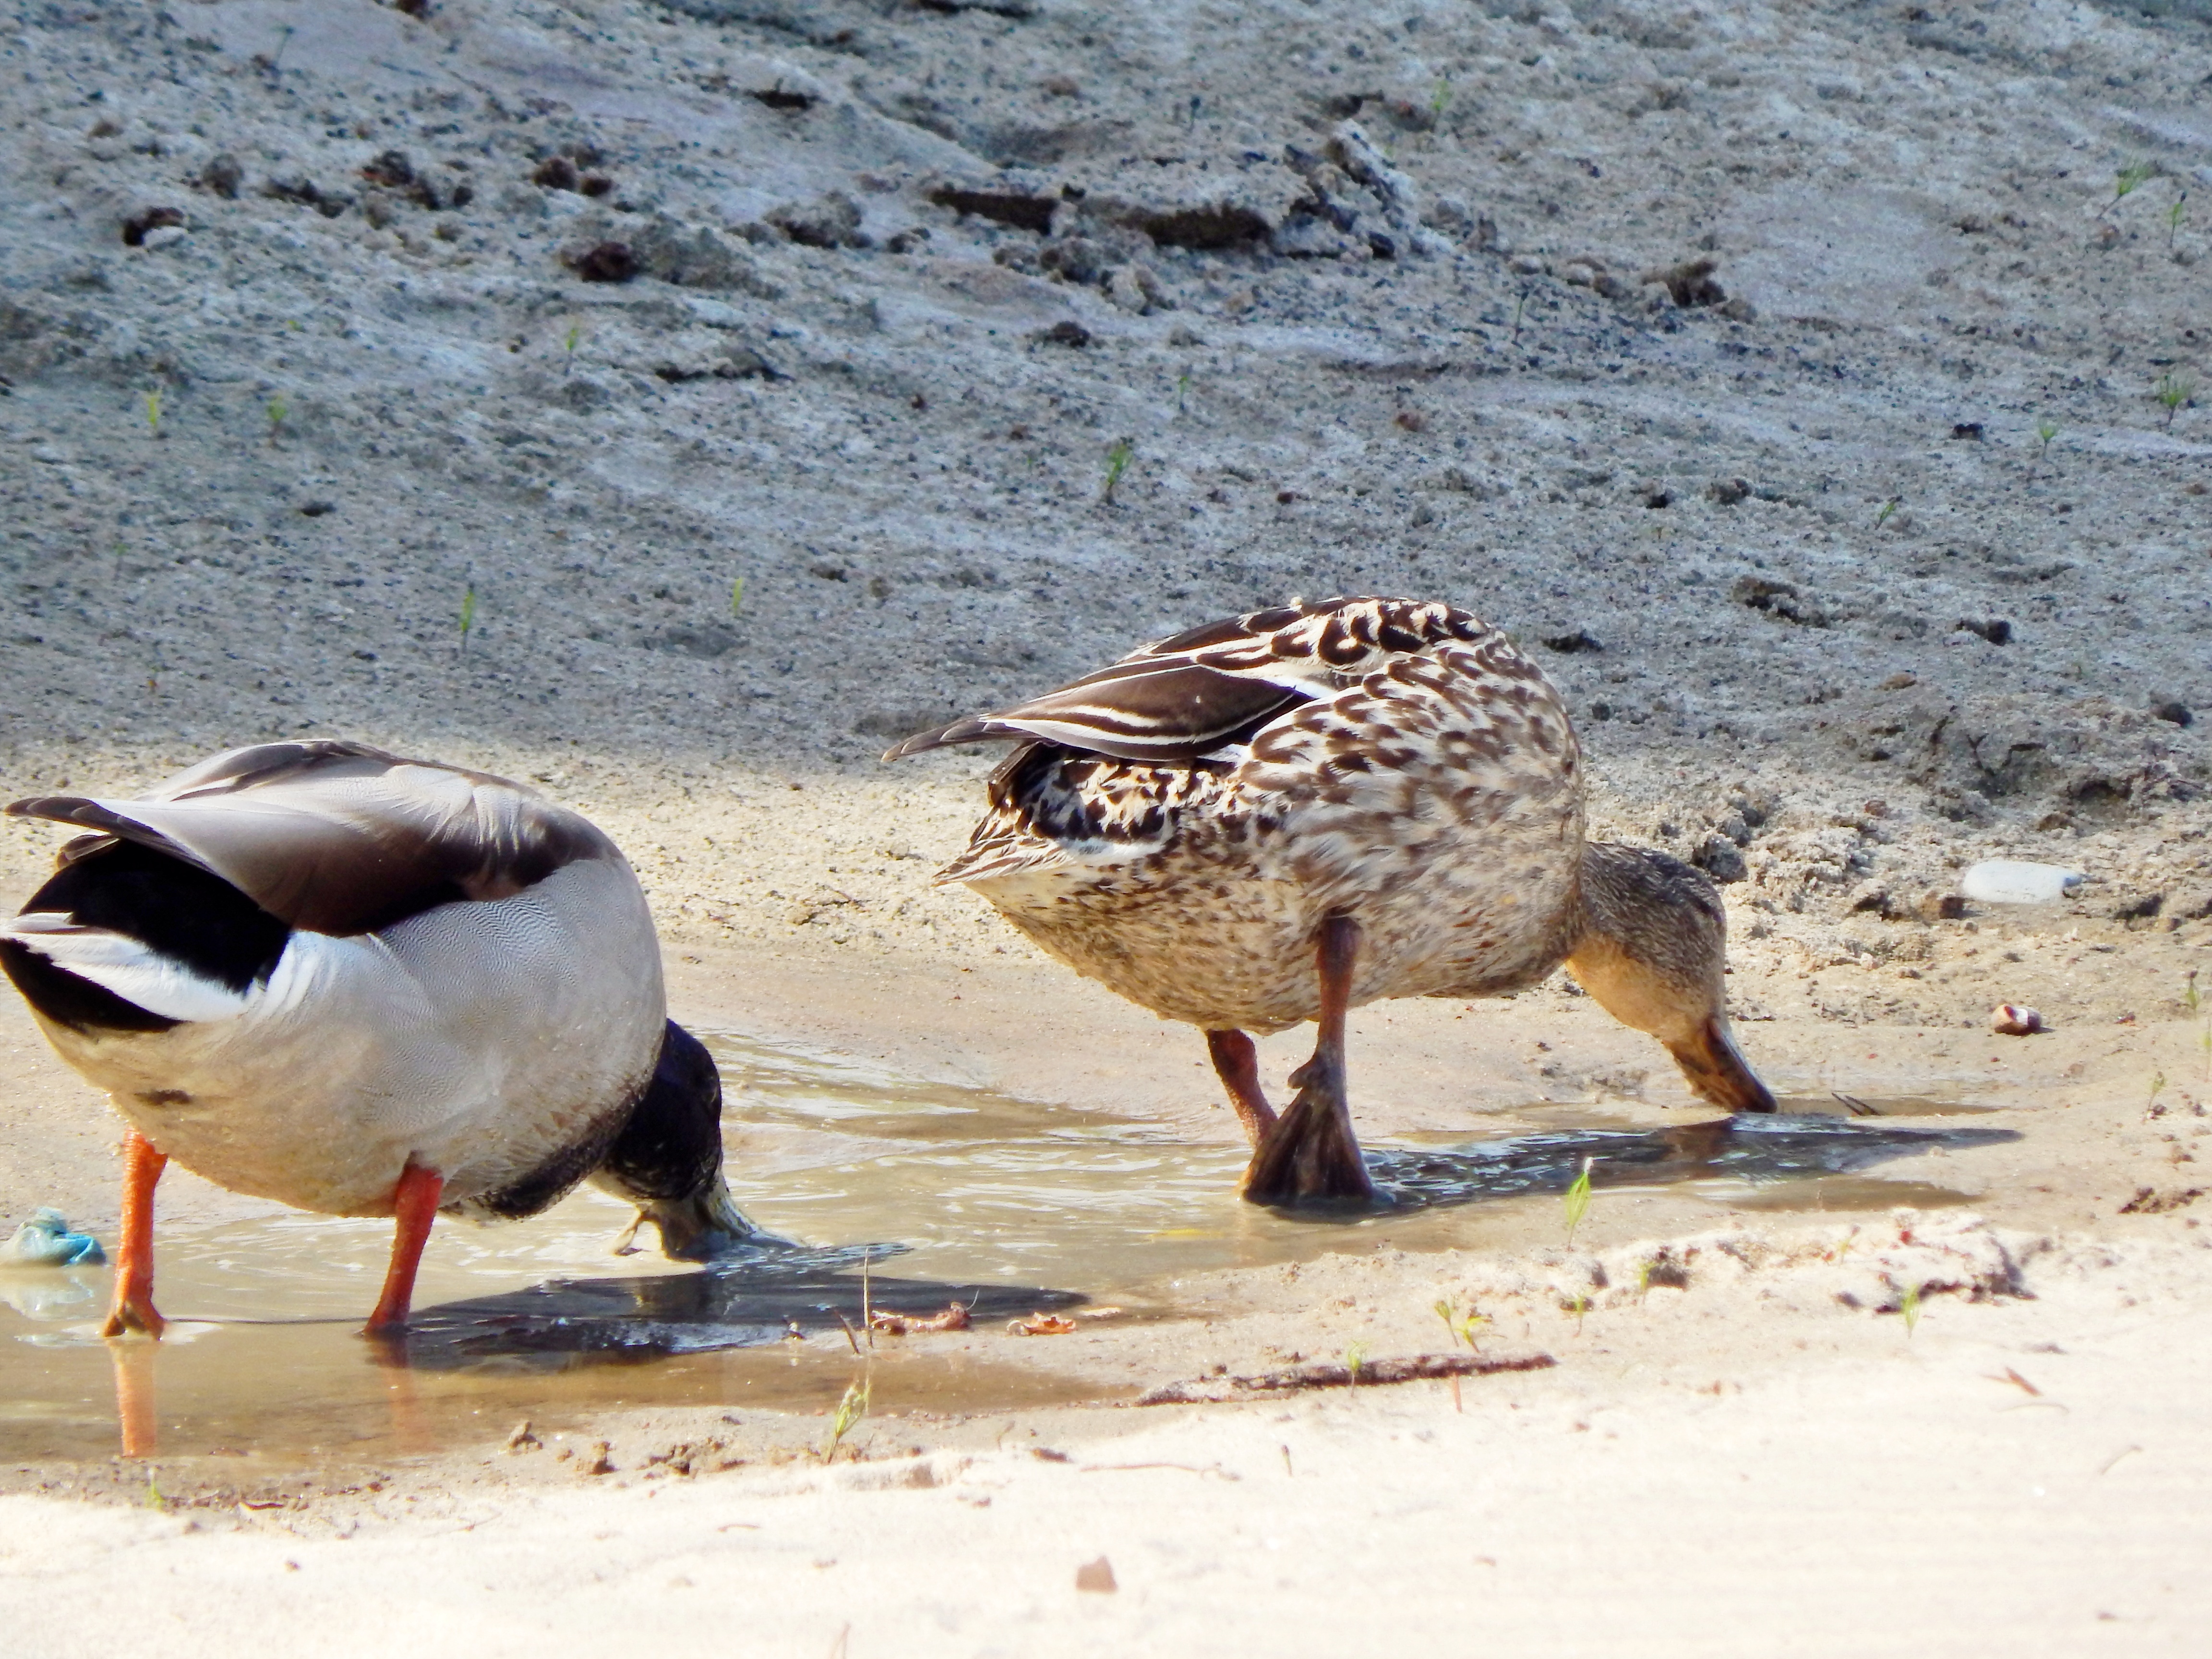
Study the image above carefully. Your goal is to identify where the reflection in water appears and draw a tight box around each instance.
[0,1030,2019,1465]
[1366,1114,2018,1212]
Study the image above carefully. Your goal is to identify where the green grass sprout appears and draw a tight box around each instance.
[2186,970,2208,1082]
[1102,437,1134,504]
[1899,1282,1922,1336]
[145,390,162,434]
[458,585,476,650]
[2156,371,2195,429]
[822,1373,871,1461]
[2169,193,2188,250]
[1430,77,1452,121]
[1874,496,1902,529]
[1176,369,1192,414]
[2115,159,2154,207]
[729,576,745,617]
[2031,417,2059,480]
[1563,1156,1594,1246]
[1433,1298,1487,1352]
[1345,1341,1369,1385]
[265,394,288,445]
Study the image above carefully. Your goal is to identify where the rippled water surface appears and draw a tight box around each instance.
[0,1033,2018,1464]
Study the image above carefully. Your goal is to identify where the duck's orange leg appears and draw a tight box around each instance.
[364,1162,444,1335]
[101,1131,168,1339]
[1243,915,1375,1204]
[1205,1029,1278,1148]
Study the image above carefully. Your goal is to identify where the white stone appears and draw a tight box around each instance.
[140,225,187,250]
[1961,860,2084,904]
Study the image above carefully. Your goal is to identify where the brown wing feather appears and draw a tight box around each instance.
[884,664,1303,762]
[7,741,616,936]
[935,744,1238,886]
[884,596,1493,765]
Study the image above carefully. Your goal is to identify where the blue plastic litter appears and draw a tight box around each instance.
[5,1208,107,1267]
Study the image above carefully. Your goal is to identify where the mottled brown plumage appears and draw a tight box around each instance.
[891,597,1773,1204]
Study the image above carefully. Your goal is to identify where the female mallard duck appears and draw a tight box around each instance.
[0,740,760,1337]
[887,596,1774,1205]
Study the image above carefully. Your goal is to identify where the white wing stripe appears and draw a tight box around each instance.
[1,915,250,1023]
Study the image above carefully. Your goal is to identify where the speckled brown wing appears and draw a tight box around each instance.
[1232,635,1584,918]
[929,603,1572,896]
[7,740,617,937]
[934,745,1242,886]
[884,597,1491,764]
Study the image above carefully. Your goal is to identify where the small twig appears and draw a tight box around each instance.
[1136,1350,1553,1406]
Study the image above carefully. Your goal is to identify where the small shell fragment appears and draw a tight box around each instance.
[1991,1004,2045,1036]
[869,1304,971,1335]
[1962,861,2084,904]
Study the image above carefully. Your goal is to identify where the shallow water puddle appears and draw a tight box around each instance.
[0,1033,2018,1465]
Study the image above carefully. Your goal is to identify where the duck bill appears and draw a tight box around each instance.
[1666,1015,1777,1114]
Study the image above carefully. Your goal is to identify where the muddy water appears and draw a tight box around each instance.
[0,1032,2018,1466]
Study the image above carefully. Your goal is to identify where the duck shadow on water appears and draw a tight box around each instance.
[1280,1113,2023,1221]
[377,1117,2019,1366]
[388,1244,1086,1372]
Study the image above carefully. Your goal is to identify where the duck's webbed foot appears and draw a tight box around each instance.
[1241,915,1375,1205]
[1243,1053,1373,1203]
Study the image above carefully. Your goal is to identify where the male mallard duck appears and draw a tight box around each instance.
[888,597,1774,1204]
[0,740,760,1337]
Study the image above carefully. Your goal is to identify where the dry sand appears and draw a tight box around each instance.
[4,0,2212,1651]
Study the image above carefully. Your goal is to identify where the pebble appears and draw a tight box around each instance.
[141,225,187,250]
[1961,860,2084,904]
[1991,1005,2046,1037]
